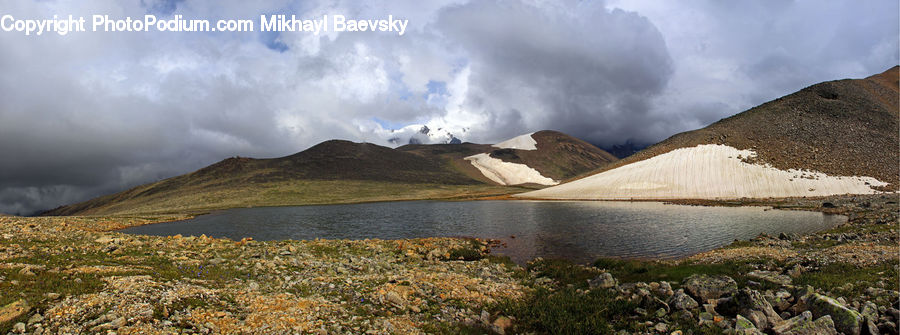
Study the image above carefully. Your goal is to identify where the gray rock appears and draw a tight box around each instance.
[683,274,738,302]
[861,302,880,335]
[669,289,700,310]
[736,314,764,334]
[27,312,43,325]
[589,272,617,289]
[772,311,838,335]
[720,288,783,330]
[748,270,793,287]
[13,322,25,333]
[807,293,863,335]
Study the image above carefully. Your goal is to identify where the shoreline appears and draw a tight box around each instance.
[3,194,895,333]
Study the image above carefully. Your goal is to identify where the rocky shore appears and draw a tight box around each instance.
[1,194,897,334]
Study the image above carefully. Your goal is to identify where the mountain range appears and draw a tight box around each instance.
[45,131,613,215]
[44,67,898,214]
[520,66,899,200]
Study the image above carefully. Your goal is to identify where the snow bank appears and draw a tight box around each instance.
[492,133,538,150]
[518,144,887,199]
[465,153,558,185]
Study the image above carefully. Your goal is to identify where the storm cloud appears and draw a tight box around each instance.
[0,0,897,214]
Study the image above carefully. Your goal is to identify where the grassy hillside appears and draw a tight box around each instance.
[46,131,614,216]
[584,66,900,189]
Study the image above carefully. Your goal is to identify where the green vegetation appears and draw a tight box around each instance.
[593,257,758,288]
[796,261,900,297]
[52,180,521,216]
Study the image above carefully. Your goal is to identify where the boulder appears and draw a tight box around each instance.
[669,289,699,310]
[736,314,766,335]
[719,288,782,330]
[589,272,617,289]
[772,311,838,335]
[683,274,738,301]
[807,293,863,335]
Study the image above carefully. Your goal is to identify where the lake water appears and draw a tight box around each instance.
[120,200,845,264]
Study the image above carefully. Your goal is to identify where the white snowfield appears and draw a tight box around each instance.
[464,153,558,186]
[492,133,538,150]
[517,144,888,199]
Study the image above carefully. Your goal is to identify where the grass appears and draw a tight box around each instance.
[592,257,762,289]
[795,260,900,297]
[56,180,524,217]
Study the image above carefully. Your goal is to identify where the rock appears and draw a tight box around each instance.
[807,293,863,335]
[683,274,737,301]
[658,281,674,297]
[748,270,793,287]
[492,316,512,334]
[17,266,35,276]
[0,299,30,324]
[878,320,897,335]
[772,291,793,311]
[480,310,491,324]
[13,322,25,333]
[772,311,838,335]
[385,291,407,308]
[653,322,668,333]
[27,312,43,325]
[589,272,617,289]
[720,288,782,330]
[860,302,880,335]
[736,314,761,332]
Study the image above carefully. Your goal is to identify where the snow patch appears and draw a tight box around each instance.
[492,133,538,150]
[465,153,558,186]
[518,144,887,199]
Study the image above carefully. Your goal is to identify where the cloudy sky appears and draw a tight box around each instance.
[0,0,897,215]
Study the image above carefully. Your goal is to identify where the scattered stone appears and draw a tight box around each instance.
[683,274,737,301]
[748,270,793,287]
[772,311,838,335]
[589,272,617,289]
[807,293,863,335]
[13,322,25,333]
[720,288,783,330]
[669,289,699,310]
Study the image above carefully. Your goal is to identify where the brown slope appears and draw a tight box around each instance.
[487,130,619,181]
[582,66,900,189]
[44,141,487,216]
[396,142,498,184]
[398,131,618,184]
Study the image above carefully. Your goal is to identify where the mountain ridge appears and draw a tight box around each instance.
[44,131,614,216]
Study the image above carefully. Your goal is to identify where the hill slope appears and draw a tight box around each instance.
[46,131,615,215]
[521,67,899,200]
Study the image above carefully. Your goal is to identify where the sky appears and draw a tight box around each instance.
[0,0,897,215]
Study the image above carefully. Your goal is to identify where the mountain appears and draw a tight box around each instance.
[45,131,615,216]
[385,124,464,145]
[520,67,899,200]
[602,141,649,159]
[399,130,618,186]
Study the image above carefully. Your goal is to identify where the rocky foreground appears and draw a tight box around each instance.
[0,194,898,334]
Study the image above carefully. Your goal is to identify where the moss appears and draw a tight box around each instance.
[796,261,899,296]
[495,286,637,334]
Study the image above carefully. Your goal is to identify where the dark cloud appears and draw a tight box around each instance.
[0,0,896,214]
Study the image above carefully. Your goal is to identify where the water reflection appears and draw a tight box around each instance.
[120,200,845,264]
